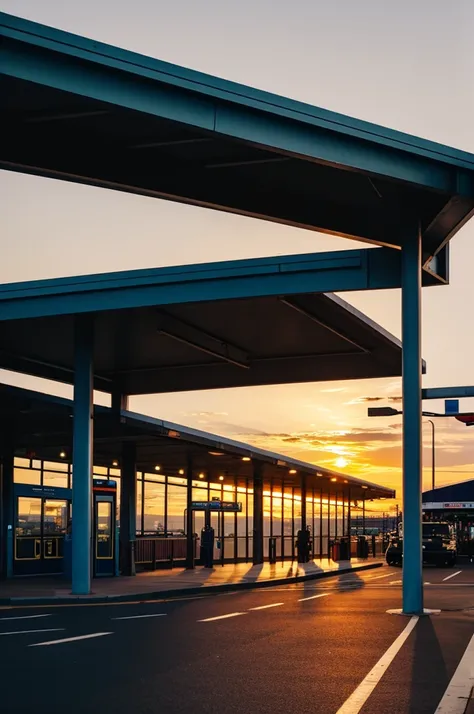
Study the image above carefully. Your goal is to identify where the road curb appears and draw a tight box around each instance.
[0,561,382,607]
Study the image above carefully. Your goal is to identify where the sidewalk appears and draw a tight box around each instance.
[0,557,383,606]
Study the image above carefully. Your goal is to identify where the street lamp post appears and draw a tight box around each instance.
[426,419,435,491]
[367,407,436,491]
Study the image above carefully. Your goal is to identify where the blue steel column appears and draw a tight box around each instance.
[401,227,423,615]
[186,453,195,569]
[0,442,14,579]
[120,441,137,576]
[252,461,264,565]
[72,315,94,595]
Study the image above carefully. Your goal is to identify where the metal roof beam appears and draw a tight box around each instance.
[422,386,474,400]
[156,311,249,369]
[0,248,409,322]
[1,23,473,196]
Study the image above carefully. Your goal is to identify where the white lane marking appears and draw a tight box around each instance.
[442,570,462,582]
[298,593,331,602]
[112,613,167,621]
[198,612,246,622]
[0,614,52,621]
[434,633,474,713]
[335,616,418,714]
[29,632,112,647]
[0,628,63,637]
[367,573,395,580]
[249,603,284,611]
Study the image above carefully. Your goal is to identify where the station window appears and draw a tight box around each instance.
[14,467,40,485]
[43,470,68,488]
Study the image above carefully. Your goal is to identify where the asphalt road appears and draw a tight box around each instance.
[1,565,473,714]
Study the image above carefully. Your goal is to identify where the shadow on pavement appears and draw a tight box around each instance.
[408,616,448,714]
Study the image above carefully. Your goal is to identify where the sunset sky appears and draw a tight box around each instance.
[2,0,474,510]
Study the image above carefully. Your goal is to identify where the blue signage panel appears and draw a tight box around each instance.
[191,501,242,512]
[14,484,72,499]
[445,399,459,415]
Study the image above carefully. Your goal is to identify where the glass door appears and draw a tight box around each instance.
[15,496,42,574]
[42,500,68,573]
[14,497,68,575]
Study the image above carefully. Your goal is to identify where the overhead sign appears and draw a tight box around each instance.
[191,501,242,512]
[423,502,474,510]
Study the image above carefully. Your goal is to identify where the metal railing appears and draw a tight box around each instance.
[135,536,192,569]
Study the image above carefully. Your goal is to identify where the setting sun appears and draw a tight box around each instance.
[335,456,349,469]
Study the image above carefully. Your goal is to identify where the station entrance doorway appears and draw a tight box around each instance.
[14,484,71,576]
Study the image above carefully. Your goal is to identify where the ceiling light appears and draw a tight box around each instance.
[199,473,205,479]
[361,485,368,489]
[242,457,251,462]
[59,451,66,459]
[179,469,185,475]
[289,469,297,474]
[218,475,225,481]
[112,460,119,467]
[209,451,224,456]
[331,477,337,482]
[154,465,161,471]
[344,480,348,484]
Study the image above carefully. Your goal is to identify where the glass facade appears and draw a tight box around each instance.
[12,457,352,562]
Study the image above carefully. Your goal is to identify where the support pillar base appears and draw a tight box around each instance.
[386,608,441,616]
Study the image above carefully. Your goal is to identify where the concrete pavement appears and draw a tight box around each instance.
[0,557,382,605]
[1,565,473,713]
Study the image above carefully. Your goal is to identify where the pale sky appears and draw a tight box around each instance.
[2,0,474,507]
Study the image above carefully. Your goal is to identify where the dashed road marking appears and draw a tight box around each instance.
[298,593,331,602]
[335,616,418,714]
[198,612,246,622]
[249,603,284,611]
[434,633,474,713]
[29,632,112,647]
[0,628,63,637]
[442,570,462,582]
[0,614,52,621]
[111,613,167,621]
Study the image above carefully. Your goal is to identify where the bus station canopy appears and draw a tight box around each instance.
[1,11,474,275]
[0,383,394,500]
[0,252,410,395]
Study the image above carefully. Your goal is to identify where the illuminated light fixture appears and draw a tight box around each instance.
[59,451,67,459]
[199,472,205,479]
[289,469,297,475]
[154,465,161,471]
[209,451,224,456]
[361,485,368,489]
[331,477,337,482]
[218,475,225,481]
[316,472,323,478]
[242,457,251,462]
[344,480,349,484]
[179,469,185,475]
[112,460,119,467]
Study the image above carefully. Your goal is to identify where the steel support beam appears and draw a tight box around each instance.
[119,441,137,576]
[0,442,14,579]
[186,454,194,569]
[422,386,474,400]
[300,474,307,532]
[72,315,94,595]
[252,461,264,565]
[401,228,423,615]
[157,312,249,368]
